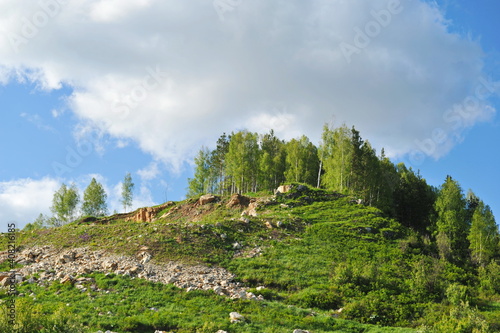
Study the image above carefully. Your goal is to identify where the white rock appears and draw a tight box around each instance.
[229,311,245,323]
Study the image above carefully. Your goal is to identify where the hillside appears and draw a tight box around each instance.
[1,184,499,332]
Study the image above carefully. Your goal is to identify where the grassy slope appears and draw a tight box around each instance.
[1,185,497,332]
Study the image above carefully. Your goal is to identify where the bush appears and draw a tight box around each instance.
[0,298,83,333]
[287,284,342,310]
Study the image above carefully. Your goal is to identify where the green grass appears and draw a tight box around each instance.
[0,273,416,333]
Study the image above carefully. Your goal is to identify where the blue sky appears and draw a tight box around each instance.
[0,0,499,231]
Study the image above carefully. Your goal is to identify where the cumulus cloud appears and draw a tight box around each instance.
[0,0,498,168]
[0,177,60,231]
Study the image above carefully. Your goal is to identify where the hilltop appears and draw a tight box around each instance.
[1,184,499,332]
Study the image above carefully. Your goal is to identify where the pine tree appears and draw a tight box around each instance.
[50,183,80,226]
[434,176,468,263]
[210,133,230,195]
[468,200,499,266]
[82,178,108,217]
[121,172,134,212]
[394,164,436,232]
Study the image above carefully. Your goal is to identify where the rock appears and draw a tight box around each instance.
[226,193,250,208]
[297,185,308,192]
[275,185,292,194]
[229,311,245,323]
[126,202,174,223]
[265,221,273,229]
[139,252,152,264]
[293,330,310,333]
[232,242,242,250]
[242,200,258,217]
[239,217,250,224]
[60,275,73,284]
[198,194,217,205]
[216,331,228,333]
[102,261,118,271]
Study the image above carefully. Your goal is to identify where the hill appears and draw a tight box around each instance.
[1,184,499,332]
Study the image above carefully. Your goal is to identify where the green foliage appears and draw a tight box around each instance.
[0,273,415,333]
[50,183,80,226]
[22,213,49,231]
[187,146,214,198]
[394,164,436,233]
[226,131,260,193]
[121,172,134,213]
[468,201,499,266]
[284,135,319,186]
[0,298,84,333]
[435,176,469,264]
[81,178,108,217]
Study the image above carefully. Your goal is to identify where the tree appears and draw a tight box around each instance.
[434,176,468,263]
[393,163,436,233]
[82,178,108,217]
[121,172,135,212]
[50,183,80,226]
[23,213,49,231]
[226,131,260,193]
[320,124,353,192]
[468,200,499,266]
[259,130,286,191]
[284,135,319,186]
[210,133,230,195]
[187,147,213,197]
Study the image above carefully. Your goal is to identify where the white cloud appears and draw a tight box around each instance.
[20,112,55,132]
[137,162,160,181]
[0,0,497,167]
[0,177,60,231]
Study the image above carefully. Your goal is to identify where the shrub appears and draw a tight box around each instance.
[287,284,342,310]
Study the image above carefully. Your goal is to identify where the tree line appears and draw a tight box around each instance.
[188,124,500,267]
[26,173,134,229]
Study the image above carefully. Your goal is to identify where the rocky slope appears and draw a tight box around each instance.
[0,246,264,301]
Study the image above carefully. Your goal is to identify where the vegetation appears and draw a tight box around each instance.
[3,124,500,332]
[121,172,135,213]
[81,178,108,217]
[50,183,80,227]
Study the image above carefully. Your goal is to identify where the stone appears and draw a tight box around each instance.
[229,311,245,323]
[275,184,292,194]
[293,330,310,333]
[198,194,217,205]
[102,261,118,270]
[226,193,250,208]
[60,275,73,284]
[140,252,152,264]
[242,200,258,217]
[239,217,250,224]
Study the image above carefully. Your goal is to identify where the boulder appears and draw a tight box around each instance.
[198,194,217,205]
[229,311,245,323]
[275,185,292,194]
[226,194,250,208]
[242,200,258,217]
